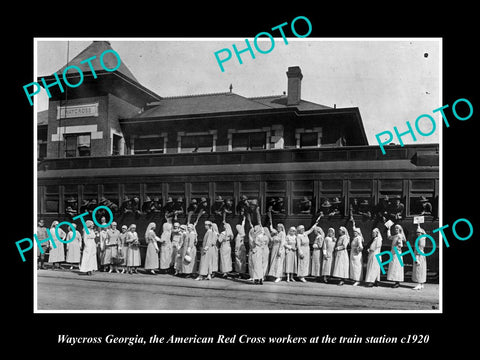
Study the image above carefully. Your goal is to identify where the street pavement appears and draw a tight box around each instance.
[36,269,439,311]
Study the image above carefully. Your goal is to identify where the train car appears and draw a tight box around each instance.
[37,41,439,279]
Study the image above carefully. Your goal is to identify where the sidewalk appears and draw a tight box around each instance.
[36,269,440,311]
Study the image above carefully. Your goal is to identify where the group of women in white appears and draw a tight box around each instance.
[44,214,428,290]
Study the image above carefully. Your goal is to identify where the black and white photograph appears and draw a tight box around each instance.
[6,7,479,355]
[34,38,441,312]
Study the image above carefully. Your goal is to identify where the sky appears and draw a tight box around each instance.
[35,38,441,145]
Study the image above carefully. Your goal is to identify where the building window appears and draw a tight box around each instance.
[409,179,435,216]
[112,134,122,156]
[300,132,318,148]
[64,184,78,217]
[134,136,164,154]
[292,180,315,215]
[65,133,91,157]
[232,132,266,151]
[45,185,59,213]
[181,134,214,153]
[38,142,47,160]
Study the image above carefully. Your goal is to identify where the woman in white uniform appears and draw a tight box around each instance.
[365,228,383,287]
[386,224,406,288]
[65,223,81,270]
[332,226,350,285]
[321,228,336,283]
[412,226,428,290]
[349,221,364,286]
[79,220,97,275]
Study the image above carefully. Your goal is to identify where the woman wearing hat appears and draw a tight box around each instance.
[419,196,432,215]
[159,217,173,273]
[321,228,336,283]
[196,221,216,280]
[218,221,234,278]
[249,225,266,284]
[66,223,82,270]
[117,225,128,273]
[349,221,364,286]
[328,197,342,217]
[386,223,406,288]
[105,222,120,273]
[98,226,108,272]
[37,219,49,270]
[144,222,160,275]
[299,196,312,214]
[79,220,97,275]
[181,222,198,276]
[412,226,427,290]
[173,197,184,220]
[261,227,271,279]
[234,217,247,277]
[186,199,198,224]
[310,226,325,281]
[284,226,298,282]
[211,223,220,276]
[171,222,184,275]
[125,224,141,274]
[174,225,188,275]
[296,220,319,283]
[268,223,286,282]
[332,226,350,285]
[164,197,175,219]
[212,196,225,225]
[48,220,66,270]
[364,228,383,287]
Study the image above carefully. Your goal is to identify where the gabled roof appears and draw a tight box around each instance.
[137,92,272,118]
[136,92,331,119]
[56,41,138,83]
[249,95,331,111]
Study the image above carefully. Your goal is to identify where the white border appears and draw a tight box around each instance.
[33,37,442,314]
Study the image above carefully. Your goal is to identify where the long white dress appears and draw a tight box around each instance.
[365,236,382,283]
[349,235,364,281]
[296,233,310,277]
[310,234,324,277]
[126,231,141,267]
[171,230,183,271]
[268,232,286,278]
[80,230,97,272]
[284,234,297,274]
[250,235,264,280]
[261,234,270,276]
[65,230,82,263]
[104,229,120,265]
[321,236,335,276]
[332,235,350,279]
[181,231,197,274]
[387,234,404,282]
[234,233,247,274]
[219,232,233,273]
[159,222,173,270]
[48,227,66,263]
[144,229,159,270]
[412,237,427,283]
[198,229,216,276]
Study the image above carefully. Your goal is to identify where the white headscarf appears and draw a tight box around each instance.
[145,222,156,240]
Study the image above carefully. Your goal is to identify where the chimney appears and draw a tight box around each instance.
[286,66,303,105]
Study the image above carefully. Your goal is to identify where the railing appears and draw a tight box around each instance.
[38,144,439,171]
